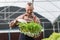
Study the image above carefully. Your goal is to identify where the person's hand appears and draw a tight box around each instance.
[9,19,18,27]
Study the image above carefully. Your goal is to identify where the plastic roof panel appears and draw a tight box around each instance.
[0,0,60,24]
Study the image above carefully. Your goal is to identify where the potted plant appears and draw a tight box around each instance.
[17,19,43,38]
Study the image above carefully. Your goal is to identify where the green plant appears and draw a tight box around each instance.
[17,21,43,38]
[42,32,60,40]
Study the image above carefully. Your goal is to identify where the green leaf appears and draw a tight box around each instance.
[18,21,43,37]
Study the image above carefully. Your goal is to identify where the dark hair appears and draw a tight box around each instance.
[27,2,32,6]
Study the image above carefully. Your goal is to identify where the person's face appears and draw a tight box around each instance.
[26,6,34,14]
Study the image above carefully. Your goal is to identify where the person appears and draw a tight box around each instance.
[9,2,40,40]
